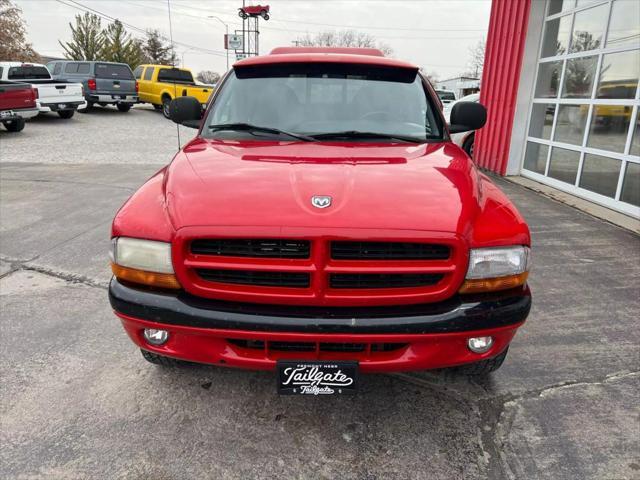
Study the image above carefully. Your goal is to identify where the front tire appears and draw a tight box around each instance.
[58,110,75,119]
[116,103,132,112]
[3,118,26,132]
[455,348,508,375]
[140,349,186,366]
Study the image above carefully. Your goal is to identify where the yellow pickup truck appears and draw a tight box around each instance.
[133,64,213,118]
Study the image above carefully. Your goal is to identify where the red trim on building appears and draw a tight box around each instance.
[475,0,532,175]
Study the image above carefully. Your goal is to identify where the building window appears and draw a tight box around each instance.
[523,0,640,217]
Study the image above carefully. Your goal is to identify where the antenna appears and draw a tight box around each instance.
[167,0,181,150]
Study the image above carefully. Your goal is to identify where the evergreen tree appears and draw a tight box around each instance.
[59,12,104,60]
[142,29,177,65]
[101,19,144,68]
[0,0,40,62]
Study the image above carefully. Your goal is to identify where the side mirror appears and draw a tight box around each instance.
[449,101,487,134]
[169,96,202,128]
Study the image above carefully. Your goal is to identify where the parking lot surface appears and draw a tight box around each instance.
[1,107,639,480]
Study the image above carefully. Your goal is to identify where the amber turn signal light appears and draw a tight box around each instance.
[111,263,181,290]
[458,272,528,294]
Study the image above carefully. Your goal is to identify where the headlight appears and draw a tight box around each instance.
[110,237,180,289]
[459,246,530,294]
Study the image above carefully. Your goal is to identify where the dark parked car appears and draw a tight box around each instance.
[47,61,138,112]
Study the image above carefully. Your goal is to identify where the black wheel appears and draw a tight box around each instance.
[78,102,93,113]
[3,118,25,132]
[58,110,75,119]
[238,9,247,18]
[462,133,475,158]
[117,103,131,112]
[161,96,172,119]
[140,349,185,366]
[153,104,163,110]
[455,348,508,375]
[261,10,269,20]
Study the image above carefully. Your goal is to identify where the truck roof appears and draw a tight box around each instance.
[138,64,192,70]
[234,47,418,70]
[0,61,46,67]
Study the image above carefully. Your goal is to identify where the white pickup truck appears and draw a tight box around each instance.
[0,62,86,119]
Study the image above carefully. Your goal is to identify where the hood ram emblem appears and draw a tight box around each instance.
[311,195,332,209]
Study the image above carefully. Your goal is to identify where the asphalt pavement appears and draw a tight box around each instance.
[1,106,639,480]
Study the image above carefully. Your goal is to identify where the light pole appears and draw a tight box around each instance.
[180,47,195,67]
[208,15,229,72]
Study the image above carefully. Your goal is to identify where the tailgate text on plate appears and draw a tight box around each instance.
[277,361,358,395]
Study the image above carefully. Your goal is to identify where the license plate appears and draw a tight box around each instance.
[277,361,358,395]
[0,110,13,118]
[57,104,66,109]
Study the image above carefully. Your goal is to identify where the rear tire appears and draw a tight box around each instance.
[116,103,132,112]
[58,110,75,119]
[3,118,26,132]
[140,349,185,366]
[455,348,508,375]
[161,96,172,119]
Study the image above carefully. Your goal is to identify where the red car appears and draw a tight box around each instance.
[109,47,531,395]
[238,4,269,20]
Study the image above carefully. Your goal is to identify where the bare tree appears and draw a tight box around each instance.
[196,70,221,85]
[465,39,486,78]
[295,30,393,57]
[0,0,40,62]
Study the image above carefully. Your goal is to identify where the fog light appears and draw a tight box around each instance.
[467,336,493,353]
[143,328,169,345]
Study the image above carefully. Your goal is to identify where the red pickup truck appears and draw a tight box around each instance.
[0,80,38,132]
[109,47,531,394]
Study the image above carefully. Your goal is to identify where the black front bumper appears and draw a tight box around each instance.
[109,278,531,334]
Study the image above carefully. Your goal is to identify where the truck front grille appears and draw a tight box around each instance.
[176,232,464,306]
[191,239,310,258]
[196,269,310,288]
[331,241,450,260]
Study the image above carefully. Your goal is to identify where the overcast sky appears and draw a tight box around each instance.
[16,0,490,80]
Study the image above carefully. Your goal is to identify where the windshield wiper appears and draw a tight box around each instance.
[207,123,315,142]
[308,131,426,143]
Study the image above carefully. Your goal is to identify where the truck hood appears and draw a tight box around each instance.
[164,138,480,234]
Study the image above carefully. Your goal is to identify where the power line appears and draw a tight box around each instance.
[119,1,485,41]
[55,0,227,57]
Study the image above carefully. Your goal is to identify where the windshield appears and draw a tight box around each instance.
[157,68,194,84]
[8,66,50,80]
[96,63,134,79]
[203,63,442,142]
